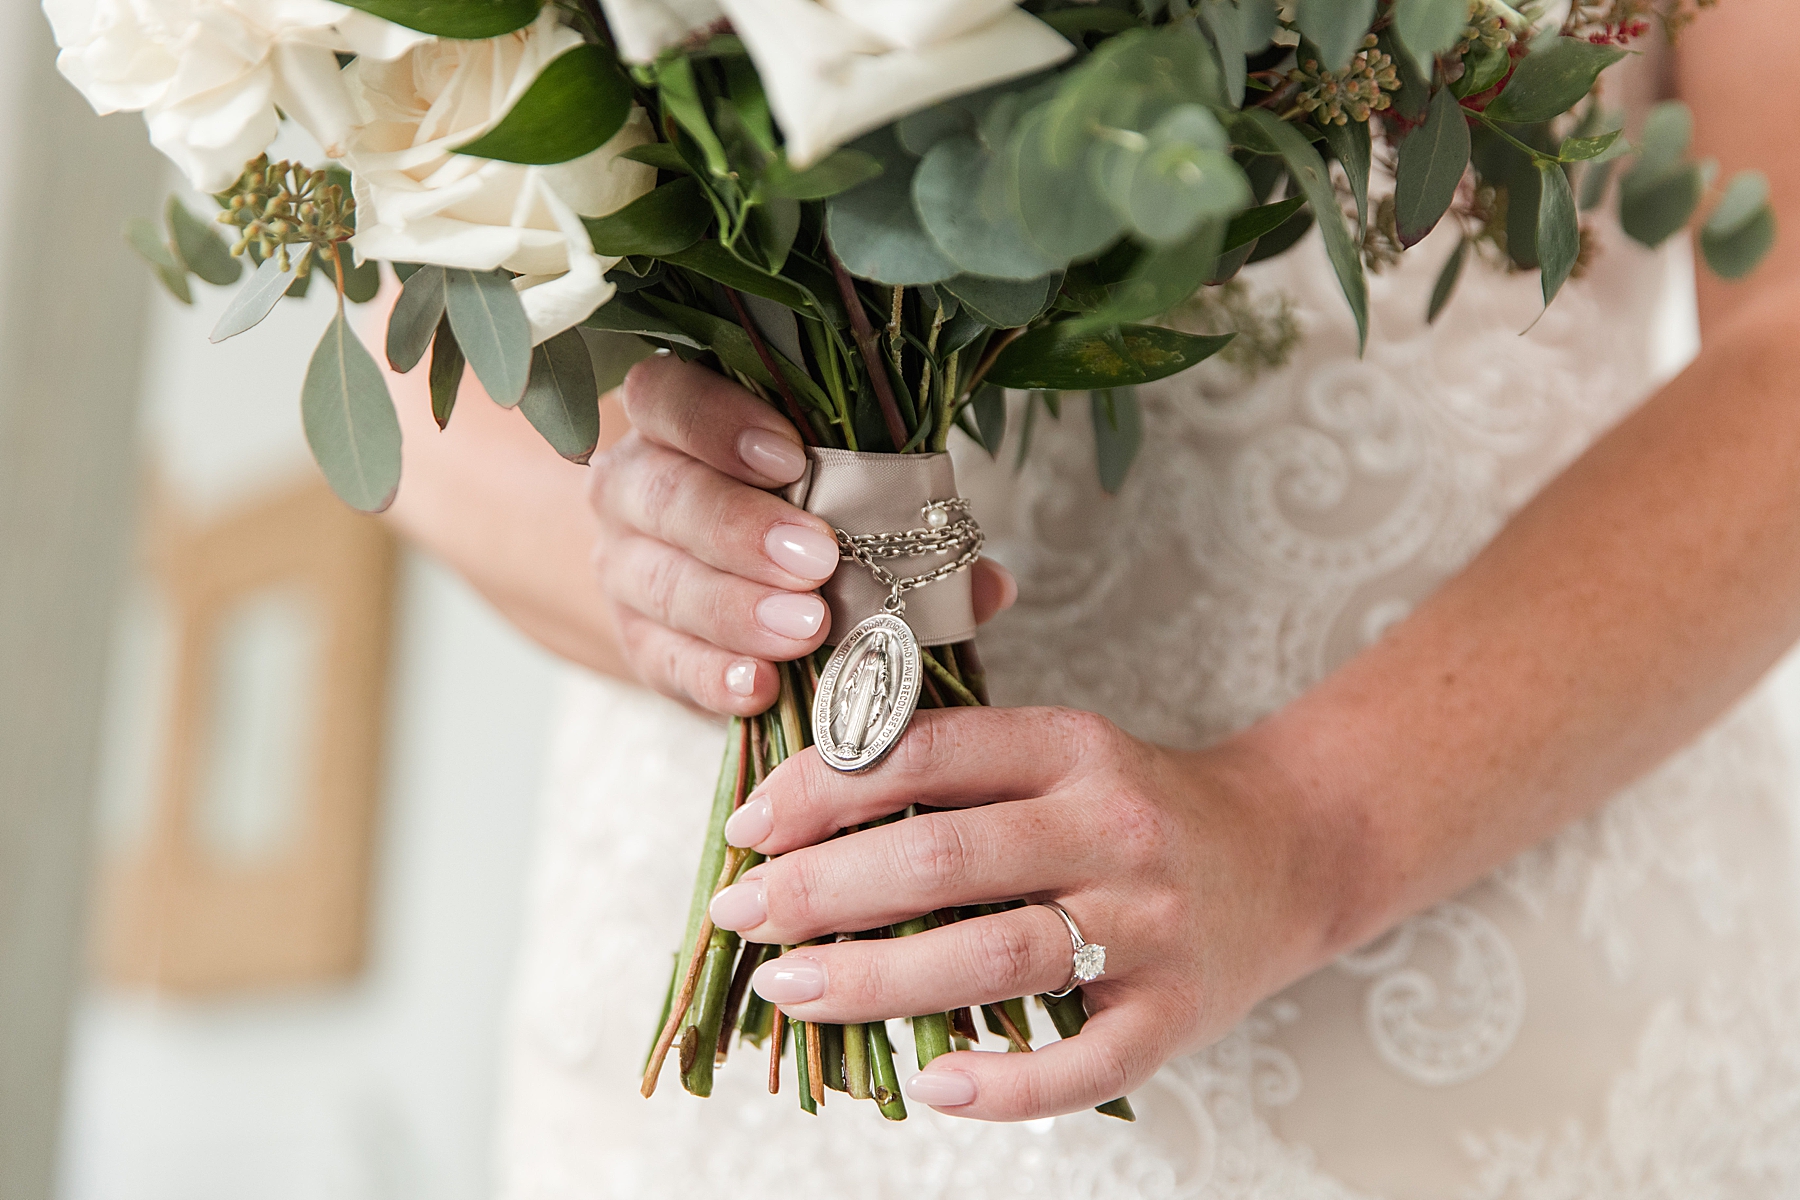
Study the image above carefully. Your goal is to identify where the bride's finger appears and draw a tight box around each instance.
[747,904,1106,1024]
[620,355,809,489]
[600,534,831,661]
[903,1005,1162,1122]
[726,707,1096,856]
[710,803,1091,945]
[612,605,777,716]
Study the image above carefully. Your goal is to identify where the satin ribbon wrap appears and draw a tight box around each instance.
[785,448,976,647]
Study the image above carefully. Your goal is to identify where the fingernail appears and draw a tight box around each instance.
[755,592,826,640]
[725,659,758,697]
[765,524,839,582]
[725,794,772,847]
[709,879,767,931]
[751,956,825,1004]
[905,1069,977,1108]
[991,561,1018,611]
[738,429,807,483]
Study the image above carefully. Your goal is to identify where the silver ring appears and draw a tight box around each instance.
[1037,901,1107,998]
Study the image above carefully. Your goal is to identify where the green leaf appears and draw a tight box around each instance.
[1394,86,1471,247]
[1452,41,1512,100]
[210,245,309,342]
[943,273,1061,328]
[1321,118,1371,238]
[1223,196,1307,252]
[165,198,241,286]
[1700,170,1776,280]
[1295,0,1376,70]
[826,131,958,285]
[663,240,814,313]
[971,384,1006,457]
[1629,101,1693,186]
[986,323,1234,390]
[443,268,532,407]
[762,149,883,201]
[1198,1,1247,106]
[455,45,631,165]
[520,329,601,463]
[125,217,192,304]
[1427,235,1470,323]
[583,177,712,257]
[428,314,463,429]
[1391,0,1467,76]
[1040,7,1140,38]
[582,294,705,348]
[1620,163,1704,248]
[1111,105,1251,246]
[643,296,831,413]
[1580,157,1616,211]
[1484,38,1626,125]
[1091,388,1143,494]
[302,309,402,514]
[334,0,540,37]
[621,143,690,174]
[1558,128,1624,163]
[1009,108,1125,264]
[915,135,1061,280]
[387,265,445,372]
[1071,220,1222,329]
[1234,108,1368,350]
[1535,160,1580,308]
[657,56,731,179]
[341,255,381,304]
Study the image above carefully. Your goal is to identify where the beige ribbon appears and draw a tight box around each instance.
[785,448,977,647]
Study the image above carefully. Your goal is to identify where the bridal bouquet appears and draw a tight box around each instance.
[50,0,1772,1121]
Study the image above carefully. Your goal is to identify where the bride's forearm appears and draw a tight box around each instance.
[1245,275,1800,960]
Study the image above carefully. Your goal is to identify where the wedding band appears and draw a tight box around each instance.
[1037,900,1107,998]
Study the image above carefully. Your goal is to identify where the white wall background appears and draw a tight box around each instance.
[53,179,568,1200]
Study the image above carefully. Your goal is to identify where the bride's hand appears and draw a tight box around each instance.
[706,706,1351,1121]
[590,354,1015,715]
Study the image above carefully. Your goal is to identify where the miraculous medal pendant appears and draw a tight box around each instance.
[812,611,922,773]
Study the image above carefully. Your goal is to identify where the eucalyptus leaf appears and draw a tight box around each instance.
[1700,170,1776,280]
[1484,38,1627,125]
[455,45,631,165]
[1630,102,1693,185]
[1321,118,1371,238]
[1041,7,1141,38]
[1071,219,1222,329]
[1091,388,1143,494]
[762,149,884,200]
[520,329,601,464]
[1427,236,1470,324]
[1535,160,1580,308]
[739,292,805,366]
[125,217,192,304]
[1580,157,1617,211]
[1010,108,1125,263]
[165,198,241,286]
[1223,196,1306,252]
[971,384,1006,457]
[664,241,814,312]
[582,294,705,349]
[387,265,445,372]
[302,310,402,514]
[915,136,1061,280]
[1620,163,1704,248]
[943,272,1062,328]
[583,177,712,257]
[986,323,1234,390]
[826,131,958,285]
[1245,205,1313,262]
[643,296,831,412]
[341,255,381,304]
[444,267,531,406]
[210,245,310,341]
[1235,109,1368,350]
[1391,0,1467,76]
[1198,1,1247,105]
[335,0,540,37]
[1117,106,1250,245]
[1295,0,1376,70]
[428,314,464,429]
[1394,86,1471,247]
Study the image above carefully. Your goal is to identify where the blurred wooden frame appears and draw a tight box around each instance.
[97,477,396,995]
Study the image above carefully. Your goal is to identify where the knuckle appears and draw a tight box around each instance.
[967,919,1040,989]
[1084,1037,1136,1101]
[893,814,969,889]
[767,860,819,932]
[639,546,688,622]
[1047,706,1118,755]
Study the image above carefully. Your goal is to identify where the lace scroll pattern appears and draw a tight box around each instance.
[496,217,1800,1200]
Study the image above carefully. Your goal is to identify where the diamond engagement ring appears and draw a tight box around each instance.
[1038,901,1106,998]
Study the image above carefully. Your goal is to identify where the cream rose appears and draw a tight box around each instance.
[598,0,1073,167]
[340,8,657,344]
[42,0,429,191]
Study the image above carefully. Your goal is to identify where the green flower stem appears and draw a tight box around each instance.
[844,1021,872,1100]
[821,1023,846,1091]
[867,1020,908,1120]
[793,1016,817,1114]
[1041,991,1136,1122]
[805,1019,826,1107]
[681,921,742,1095]
[768,1008,785,1094]
[923,651,981,707]
[892,915,954,1066]
[718,941,776,1062]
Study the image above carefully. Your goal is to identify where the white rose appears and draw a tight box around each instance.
[595,0,1073,167]
[340,8,657,344]
[42,0,430,191]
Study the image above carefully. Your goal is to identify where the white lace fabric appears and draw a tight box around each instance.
[493,184,1800,1200]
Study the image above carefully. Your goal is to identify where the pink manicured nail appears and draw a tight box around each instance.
[756,592,826,640]
[709,879,767,931]
[905,1069,977,1107]
[738,428,807,483]
[725,659,758,697]
[725,794,772,848]
[765,524,839,582]
[752,956,825,1004]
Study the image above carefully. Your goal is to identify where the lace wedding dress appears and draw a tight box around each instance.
[493,90,1800,1200]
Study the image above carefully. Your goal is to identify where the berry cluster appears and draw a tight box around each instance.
[215,155,355,274]
[1287,34,1401,126]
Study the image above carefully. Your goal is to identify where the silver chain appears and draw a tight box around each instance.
[835,498,983,615]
